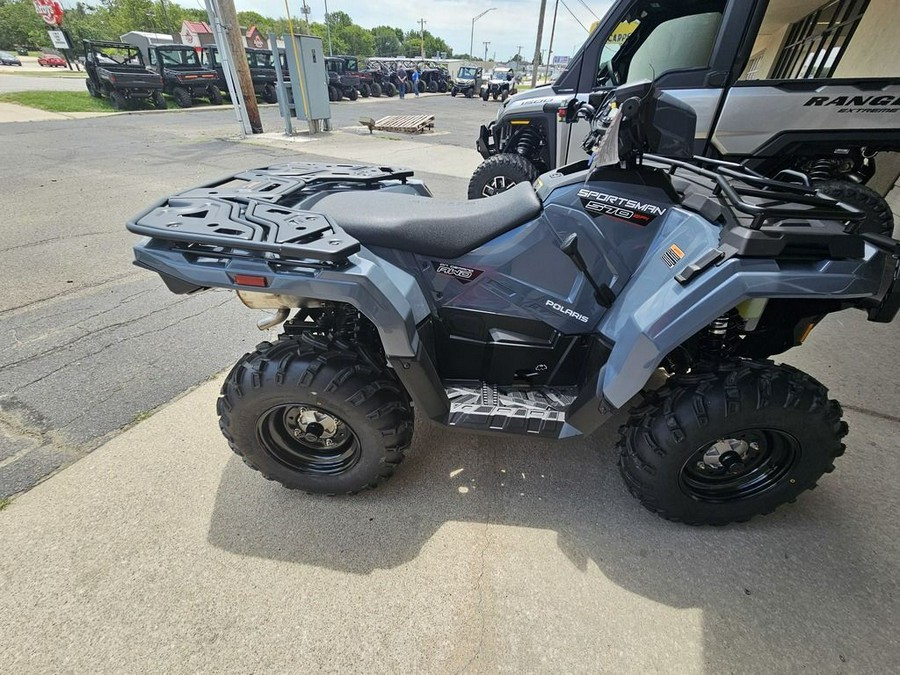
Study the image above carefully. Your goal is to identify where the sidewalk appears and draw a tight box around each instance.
[1,371,898,672]
[0,102,113,123]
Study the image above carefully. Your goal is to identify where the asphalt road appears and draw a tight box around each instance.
[0,95,899,673]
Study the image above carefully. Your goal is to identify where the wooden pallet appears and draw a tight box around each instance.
[359,114,435,134]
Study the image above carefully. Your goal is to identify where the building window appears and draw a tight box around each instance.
[742,53,763,80]
[771,0,869,79]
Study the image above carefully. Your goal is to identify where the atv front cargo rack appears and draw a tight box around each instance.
[127,163,415,267]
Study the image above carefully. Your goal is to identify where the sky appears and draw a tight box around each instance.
[234,0,614,62]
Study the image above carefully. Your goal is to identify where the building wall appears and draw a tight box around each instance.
[834,0,900,78]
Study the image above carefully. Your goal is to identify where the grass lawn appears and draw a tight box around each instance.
[0,90,116,112]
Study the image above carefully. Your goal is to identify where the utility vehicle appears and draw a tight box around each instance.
[470,0,898,237]
[143,44,222,108]
[203,46,279,104]
[451,66,483,98]
[325,56,360,102]
[83,40,165,110]
[128,81,899,525]
[481,68,517,102]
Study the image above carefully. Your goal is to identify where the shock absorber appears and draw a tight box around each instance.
[699,309,744,360]
[513,127,542,158]
[806,158,842,182]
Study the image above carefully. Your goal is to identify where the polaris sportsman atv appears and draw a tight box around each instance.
[127,82,900,525]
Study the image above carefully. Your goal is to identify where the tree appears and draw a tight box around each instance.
[372,25,400,57]
[0,0,50,50]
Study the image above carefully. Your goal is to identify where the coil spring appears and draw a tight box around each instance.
[700,309,744,360]
[513,127,542,158]
[806,158,842,182]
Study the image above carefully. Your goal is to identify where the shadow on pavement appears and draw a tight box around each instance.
[208,411,897,672]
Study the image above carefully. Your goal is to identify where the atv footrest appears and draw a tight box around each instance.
[445,382,576,438]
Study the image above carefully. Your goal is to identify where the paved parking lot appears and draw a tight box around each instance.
[1,97,898,673]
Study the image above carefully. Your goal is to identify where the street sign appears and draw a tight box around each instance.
[47,29,70,50]
[32,0,64,27]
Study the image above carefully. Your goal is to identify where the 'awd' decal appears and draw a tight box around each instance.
[433,262,483,283]
[545,299,589,323]
[577,188,667,226]
[804,95,900,114]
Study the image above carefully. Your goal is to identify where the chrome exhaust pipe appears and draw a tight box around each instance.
[256,308,290,331]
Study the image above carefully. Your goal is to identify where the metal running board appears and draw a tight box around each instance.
[360,114,435,134]
[445,382,577,438]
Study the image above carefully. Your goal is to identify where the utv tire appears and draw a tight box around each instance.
[219,338,413,495]
[109,91,126,110]
[492,92,498,101]
[438,81,447,93]
[481,89,489,101]
[450,88,457,97]
[261,83,278,104]
[207,84,224,105]
[152,91,167,110]
[172,86,193,108]
[465,87,474,99]
[334,87,343,102]
[384,82,396,97]
[348,87,359,101]
[427,81,438,93]
[371,83,382,97]
[360,83,371,98]
[501,90,509,102]
[815,179,894,237]
[86,79,101,98]
[618,360,848,526]
[468,152,540,199]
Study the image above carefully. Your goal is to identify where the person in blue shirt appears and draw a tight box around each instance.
[411,66,420,97]
[396,64,408,99]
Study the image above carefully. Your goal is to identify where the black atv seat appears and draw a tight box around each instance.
[313,182,542,258]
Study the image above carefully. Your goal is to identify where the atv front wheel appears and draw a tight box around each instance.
[427,81,438,93]
[219,338,413,494]
[815,179,895,236]
[618,360,848,525]
[468,153,540,199]
[360,83,371,98]
[152,91,167,110]
[172,86,192,108]
[109,91,126,110]
[384,82,396,97]
[86,79,101,98]
[207,84,224,105]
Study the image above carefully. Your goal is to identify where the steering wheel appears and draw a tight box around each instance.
[597,60,620,87]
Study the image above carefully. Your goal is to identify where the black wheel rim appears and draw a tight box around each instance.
[679,428,800,503]
[257,404,360,476]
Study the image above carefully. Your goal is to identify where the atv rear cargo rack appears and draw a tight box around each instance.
[645,154,866,230]
[127,162,416,267]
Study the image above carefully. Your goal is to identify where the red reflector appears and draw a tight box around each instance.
[232,274,268,287]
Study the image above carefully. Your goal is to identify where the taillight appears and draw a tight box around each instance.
[231,274,268,288]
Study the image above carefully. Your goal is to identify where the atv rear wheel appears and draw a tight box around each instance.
[815,179,894,236]
[427,81,438,93]
[207,84,224,105]
[468,153,540,199]
[172,86,192,108]
[360,83,371,98]
[383,82,396,97]
[219,338,413,494]
[347,87,359,101]
[371,83,382,97]
[438,81,447,93]
[152,91,167,110]
[618,360,847,525]
[86,79,101,98]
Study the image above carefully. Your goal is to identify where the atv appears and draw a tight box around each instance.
[325,56,360,101]
[469,0,899,238]
[143,44,222,108]
[450,66,483,98]
[83,40,166,111]
[128,82,900,526]
[203,45,279,104]
[481,68,516,102]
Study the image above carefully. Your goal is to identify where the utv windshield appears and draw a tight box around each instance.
[90,45,143,66]
[155,48,202,68]
[249,51,275,68]
[458,67,478,79]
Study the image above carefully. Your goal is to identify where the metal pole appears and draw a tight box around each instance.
[543,0,559,83]
[204,0,251,136]
[470,8,495,59]
[323,0,333,56]
[531,0,547,87]
[483,41,490,63]
[269,32,292,136]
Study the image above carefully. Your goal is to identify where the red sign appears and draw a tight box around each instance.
[32,0,64,27]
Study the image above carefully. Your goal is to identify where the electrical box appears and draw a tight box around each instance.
[283,34,330,127]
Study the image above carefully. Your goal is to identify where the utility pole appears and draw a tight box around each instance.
[483,41,490,63]
[323,0,333,55]
[470,8,496,61]
[418,18,426,58]
[543,0,559,83]
[531,0,547,87]
[300,0,311,33]
[216,0,262,133]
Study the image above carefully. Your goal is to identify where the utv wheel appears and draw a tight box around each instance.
[348,87,359,101]
[815,179,894,237]
[450,88,457,97]
[360,83,370,98]
[207,84,224,105]
[261,83,278,104]
[86,79,101,98]
[618,360,848,526]
[481,89,489,101]
[334,87,343,102]
[371,83,382,97]
[465,87,474,99]
[152,91,167,110]
[384,82,396,97]
[219,338,413,494]
[327,85,337,102]
[427,81,438,93]
[172,86,193,108]
[108,91,126,110]
[468,152,540,199]
[492,92,498,101]
[438,81,447,93]
[501,90,509,102]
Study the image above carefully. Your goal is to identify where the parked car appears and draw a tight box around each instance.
[38,54,67,68]
[0,51,23,66]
